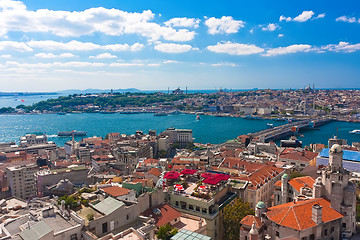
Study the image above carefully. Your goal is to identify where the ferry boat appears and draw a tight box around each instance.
[349,129,360,135]
[58,131,87,137]
[154,112,167,116]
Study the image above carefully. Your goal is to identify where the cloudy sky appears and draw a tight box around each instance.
[0,0,360,91]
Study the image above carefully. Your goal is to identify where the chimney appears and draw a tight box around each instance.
[312,204,322,224]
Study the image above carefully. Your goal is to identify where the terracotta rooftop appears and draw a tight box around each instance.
[274,176,315,192]
[142,203,182,227]
[147,167,162,177]
[102,186,130,197]
[266,198,343,230]
[279,148,318,162]
[240,215,263,229]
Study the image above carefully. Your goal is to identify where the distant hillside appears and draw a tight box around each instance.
[57,88,140,95]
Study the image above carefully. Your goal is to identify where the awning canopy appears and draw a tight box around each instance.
[164,171,180,179]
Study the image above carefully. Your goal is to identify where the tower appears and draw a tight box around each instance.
[249,221,259,240]
[281,173,289,204]
[321,144,356,238]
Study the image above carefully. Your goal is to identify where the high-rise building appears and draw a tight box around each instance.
[6,164,37,200]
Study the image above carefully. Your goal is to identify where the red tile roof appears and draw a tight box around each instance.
[142,203,182,227]
[279,148,318,162]
[102,186,130,197]
[240,215,263,229]
[233,164,283,190]
[147,167,162,177]
[274,176,315,192]
[266,198,343,230]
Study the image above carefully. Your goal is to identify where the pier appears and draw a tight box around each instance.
[249,118,333,142]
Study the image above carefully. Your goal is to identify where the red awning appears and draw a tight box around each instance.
[203,177,221,185]
[215,174,230,181]
[201,172,214,179]
[164,171,180,179]
[181,169,198,175]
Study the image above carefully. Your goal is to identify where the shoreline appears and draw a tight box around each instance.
[0,111,359,123]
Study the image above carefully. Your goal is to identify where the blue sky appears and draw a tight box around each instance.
[0,0,360,91]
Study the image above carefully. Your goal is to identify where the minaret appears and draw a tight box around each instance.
[281,173,289,204]
[249,221,259,240]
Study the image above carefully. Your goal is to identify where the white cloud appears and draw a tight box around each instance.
[293,11,314,22]
[279,16,292,22]
[103,43,144,52]
[205,16,244,34]
[59,53,76,58]
[280,11,319,22]
[0,54,11,58]
[90,53,117,59]
[278,34,284,37]
[314,13,325,19]
[0,41,32,52]
[27,40,144,52]
[336,16,357,23]
[164,17,200,28]
[211,62,238,67]
[207,41,264,55]
[163,60,180,64]
[5,61,105,68]
[109,62,144,67]
[262,23,279,31]
[35,53,57,58]
[0,1,195,41]
[263,44,313,56]
[154,43,193,53]
[321,42,360,53]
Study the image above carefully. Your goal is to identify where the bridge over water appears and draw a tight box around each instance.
[249,118,333,142]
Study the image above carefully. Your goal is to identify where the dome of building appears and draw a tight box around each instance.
[330,144,342,153]
[256,201,266,209]
[282,173,289,179]
[55,179,74,192]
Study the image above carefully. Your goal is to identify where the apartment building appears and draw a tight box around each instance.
[6,163,37,200]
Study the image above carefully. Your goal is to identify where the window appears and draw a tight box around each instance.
[342,223,346,228]
[202,208,207,214]
[70,234,77,240]
[324,229,328,236]
[196,206,200,212]
[102,222,108,234]
[276,231,279,237]
[126,214,130,220]
[310,234,315,240]
[189,204,194,210]
[175,201,179,206]
[331,227,334,233]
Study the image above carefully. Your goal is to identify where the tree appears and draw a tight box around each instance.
[223,198,254,240]
[290,171,304,179]
[156,223,178,240]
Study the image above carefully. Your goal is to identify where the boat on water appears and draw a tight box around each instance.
[154,112,167,116]
[57,112,66,115]
[119,111,140,114]
[196,115,201,121]
[58,131,87,137]
[267,123,274,128]
[349,129,360,134]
